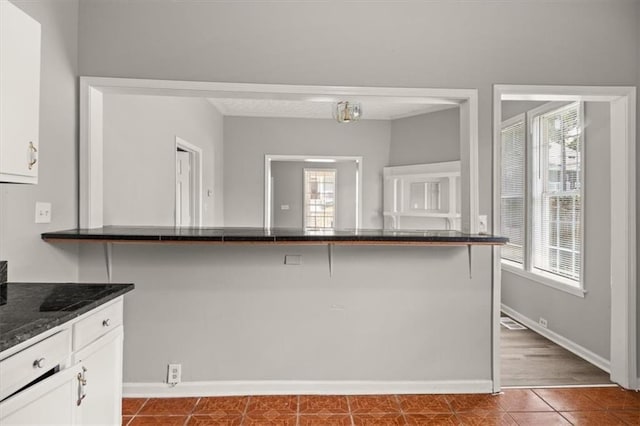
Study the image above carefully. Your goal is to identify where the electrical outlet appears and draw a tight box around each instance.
[478,215,488,234]
[284,255,302,265]
[167,364,181,385]
[539,317,548,328]
[35,202,52,224]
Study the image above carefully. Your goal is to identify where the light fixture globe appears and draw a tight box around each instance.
[334,101,362,123]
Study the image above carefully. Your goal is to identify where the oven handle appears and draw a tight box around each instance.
[76,366,87,406]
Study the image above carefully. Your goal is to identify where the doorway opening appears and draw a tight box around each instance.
[175,137,203,227]
[264,154,362,230]
[492,85,636,391]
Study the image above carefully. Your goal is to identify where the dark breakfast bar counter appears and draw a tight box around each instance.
[42,226,508,246]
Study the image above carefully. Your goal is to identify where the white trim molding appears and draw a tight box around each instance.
[123,380,493,398]
[79,77,479,233]
[501,304,611,374]
[493,84,636,390]
[501,263,586,298]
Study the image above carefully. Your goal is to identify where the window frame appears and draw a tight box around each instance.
[501,101,586,298]
[500,113,527,265]
[303,167,338,230]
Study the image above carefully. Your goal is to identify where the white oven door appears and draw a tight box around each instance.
[0,363,84,425]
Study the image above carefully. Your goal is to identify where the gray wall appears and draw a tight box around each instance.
[0,0,624,385]
[74,0,639,385]
[76,0,638,227]
[389,108,460,166]
[0,0,79,281]
[223,117,390,229]
[103,94,224,227]
[79,243,493,384]
[501,102,612,360]
[272,161,357,229]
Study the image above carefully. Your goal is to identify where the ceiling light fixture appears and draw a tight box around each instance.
[334,101,362,123]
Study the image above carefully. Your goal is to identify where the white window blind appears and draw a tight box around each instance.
[501,119,526,264]
[533,103,582,282]
[304,168,336,229]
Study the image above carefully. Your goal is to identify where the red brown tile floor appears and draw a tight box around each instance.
[122,386,640,425]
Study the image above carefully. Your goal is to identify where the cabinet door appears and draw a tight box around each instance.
[74,327,123,425]
[0,364,83,425]
[0,1,41,184]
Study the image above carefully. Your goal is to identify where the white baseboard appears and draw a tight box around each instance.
[501,304,611,373]
[123,380,493,398]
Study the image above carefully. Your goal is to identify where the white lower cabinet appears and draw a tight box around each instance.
[74,327,124,425]
[0,298,125,425]
[0,363,84,425]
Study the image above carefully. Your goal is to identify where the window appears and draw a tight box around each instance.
[501,116,526,264]
[304,168,336,229]
[501,102,583,289]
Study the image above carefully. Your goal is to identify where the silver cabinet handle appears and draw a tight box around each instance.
[77,366,87,406]
[28,142,38,170]
[102,318,110,327]
[32,357,45,368]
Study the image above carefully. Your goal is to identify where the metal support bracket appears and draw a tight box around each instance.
[328,243,334,277]
[104,242,113,283]
[468,244,472,279]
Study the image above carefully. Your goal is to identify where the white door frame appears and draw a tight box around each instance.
[264,154,363,229]
[492,85,637,390]
[175,136,203,227]
[78,77,479,234]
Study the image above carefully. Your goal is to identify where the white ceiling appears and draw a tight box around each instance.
[207,98,456,121]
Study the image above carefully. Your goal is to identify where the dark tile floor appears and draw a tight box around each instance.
[122,386,640,425]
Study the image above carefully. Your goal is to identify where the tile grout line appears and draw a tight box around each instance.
[443,392,460,423]
[124,397,148,425]
[394,394,407,424]
[296,395,300,426]
[134,397,148,416]
[345,395,355,426]
[183,397,201,426]
[241,394,250,426]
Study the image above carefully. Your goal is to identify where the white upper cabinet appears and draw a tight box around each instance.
[0,1,41,184]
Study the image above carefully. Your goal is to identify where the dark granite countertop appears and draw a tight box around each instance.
[0,282,134,353]
[42,226,508,245]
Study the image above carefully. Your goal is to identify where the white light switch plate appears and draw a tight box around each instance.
[35,202,52,223]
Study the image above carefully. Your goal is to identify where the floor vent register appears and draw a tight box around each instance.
[500,316,527,330]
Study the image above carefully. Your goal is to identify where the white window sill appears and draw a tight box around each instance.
[501,261,586,298]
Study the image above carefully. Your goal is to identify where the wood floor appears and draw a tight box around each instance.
[500,316,613,387]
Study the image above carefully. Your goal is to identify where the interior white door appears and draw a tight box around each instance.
[176,150,192,226]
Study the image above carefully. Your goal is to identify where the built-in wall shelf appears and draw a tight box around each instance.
[383,161,462,230]
[42,226,507,246]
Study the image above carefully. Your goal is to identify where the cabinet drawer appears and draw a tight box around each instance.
[73,299,123,351]
[0,330,71,400]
